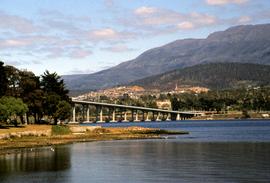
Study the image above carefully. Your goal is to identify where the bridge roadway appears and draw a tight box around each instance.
[71,100,199,123]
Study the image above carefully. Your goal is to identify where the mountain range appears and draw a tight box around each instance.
[62,23,270,92]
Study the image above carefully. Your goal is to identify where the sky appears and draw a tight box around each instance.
[1,0,270,76]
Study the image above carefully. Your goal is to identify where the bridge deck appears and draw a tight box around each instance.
[72,100,197,115]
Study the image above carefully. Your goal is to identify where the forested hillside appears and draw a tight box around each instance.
[130,63,270,90]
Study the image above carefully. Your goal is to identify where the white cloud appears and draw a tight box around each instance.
[123,7,218,34]
[0,34,92,60]
[238,16,251,23]
[4,60,26,66]
[177,21,194,29]
[134,6,157,15]
[45,47,65,58]
[0,39,31,47]
[0,11,37,33]
[0,35,65,49]
[190,12,217,25]
[39,9,91,34]
[0,10,136,61]
[206,0,248,5]
[43,46,92,59]
[132,7,182,26]
[88,28,137,42]
[69,49,92,58]
[92,28,117,38]
[101,44,135,52]
[3,60,40,67]
[66,68,95,75]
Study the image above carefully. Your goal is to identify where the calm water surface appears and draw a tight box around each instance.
[1,120,270,183]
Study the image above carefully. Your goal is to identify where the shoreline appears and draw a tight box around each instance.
[0,125,188,154]
[2,119,269,154]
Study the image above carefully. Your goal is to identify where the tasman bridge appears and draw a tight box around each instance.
[71,99,201,123]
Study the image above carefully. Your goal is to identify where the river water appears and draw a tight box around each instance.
[1,120,270,183]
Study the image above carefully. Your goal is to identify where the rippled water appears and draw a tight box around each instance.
[84,120,270,142]
[1,120,270,183]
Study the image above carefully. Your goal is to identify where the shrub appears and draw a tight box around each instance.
[52,125,71,135]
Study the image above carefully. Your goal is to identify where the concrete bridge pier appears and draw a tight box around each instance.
[166,113,171,121]
[111,108,116,122]
[97,106,104,123]
[86,105,90,122]
[72,106,76,123]
[156,112,161,121]
[176,113,180,121]
[145,112,150,121]
[123,111,128,122]
[135,110,140,122]
[82,105,85,121]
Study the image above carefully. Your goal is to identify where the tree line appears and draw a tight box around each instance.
[0,61,71,125]
[169,87,270,113]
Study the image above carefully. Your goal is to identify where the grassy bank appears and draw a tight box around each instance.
[0,125,188,153]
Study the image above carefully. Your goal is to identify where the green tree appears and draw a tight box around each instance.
[41,70,69,101]
[0,96,28,125]
[5,65,21,97]
[171,97,179,111]
[54,101,72,123]
[41,70,70,124]
[44,93,61,124]
[19,71,44,123]
[23,89,45,124]
[0,61,7,97]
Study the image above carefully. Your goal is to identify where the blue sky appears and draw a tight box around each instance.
[1,0,270,75]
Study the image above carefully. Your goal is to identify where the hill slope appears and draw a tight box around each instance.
[62,23,270,91]
[130,63,270,90]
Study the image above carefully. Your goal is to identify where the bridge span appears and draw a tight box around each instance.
[71,100,200,123]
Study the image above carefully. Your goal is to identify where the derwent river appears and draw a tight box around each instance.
[1,120,270,183]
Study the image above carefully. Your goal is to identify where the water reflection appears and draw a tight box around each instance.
[69,141,270,183]
[0,141,270,183]
[0,146,71,183]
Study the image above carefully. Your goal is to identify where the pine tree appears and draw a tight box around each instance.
[41,70,70,124]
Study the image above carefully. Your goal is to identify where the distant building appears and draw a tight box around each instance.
[156,100,171,110]
[174,84,209,94]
